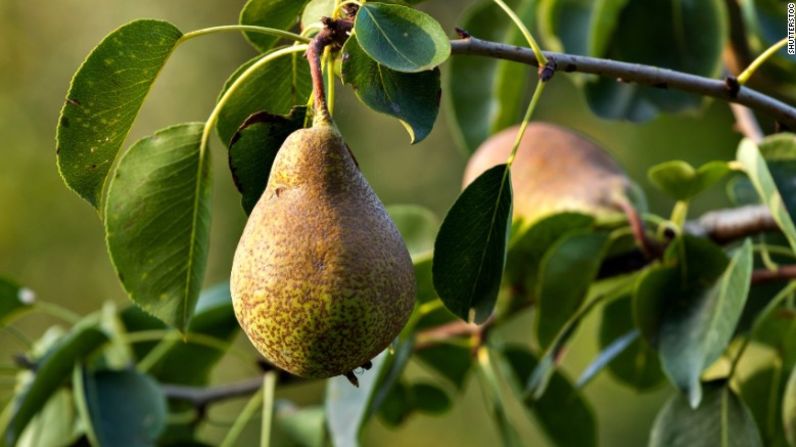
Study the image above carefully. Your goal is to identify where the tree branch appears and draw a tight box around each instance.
[684,204,778,243]
[449,37,796,128]
[162,377,264,408]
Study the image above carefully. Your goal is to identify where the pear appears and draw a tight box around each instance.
[230,118,415,379]
[463,123,634,227]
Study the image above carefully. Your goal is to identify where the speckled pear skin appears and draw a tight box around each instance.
[230,121,415,378]
[463,123,630,225]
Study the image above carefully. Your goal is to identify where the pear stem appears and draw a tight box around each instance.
[306,18,353,125]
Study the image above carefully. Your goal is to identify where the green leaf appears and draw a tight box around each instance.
[648,160,731,201]
[216,51,312,146]
[577,329,639,388]
[104,123,211,330]
[535,231,609,348]
[377,381,412,426]
[81,369,167,447]
[239,0,310,52]
[0,278,34,324]
[411,383,452,414]
[5,326,107,446]
[583,0,727,121]
[413,343,473,389]
[659,240,753,407]
[378,381,451,426]
[301,0,336,30]
[341,36,440,143]
[737,137,796,251]
[16,389,79,447]
[56,20,183,208]
[597,296,664,390]
[476,347,523,447]
[353,2,450,73]
[433,165,513,323]
[502,345,597,447]
[740,365,789,447]
[325,351,388,447]
[446,0,527,152]
[649,381,763,447]
[386,204,439,259]
[228,107,307,215]
[786,366,796,446]
[277,404,326,447]
[412,256,437,304]
[505,212,595,296]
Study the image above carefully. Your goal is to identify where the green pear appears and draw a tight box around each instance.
[463,123,634,227]
[230,119,415,379]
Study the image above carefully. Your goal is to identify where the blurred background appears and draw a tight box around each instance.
[0,0,757,445]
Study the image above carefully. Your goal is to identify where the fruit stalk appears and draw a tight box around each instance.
[305,18,352,125]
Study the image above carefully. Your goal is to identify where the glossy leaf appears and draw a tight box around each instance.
[740,365,788,447]
[648,160,731,201]
[584,0,727,121]
[277,404,326,447]
[535,231,609,348]
[577,329,639,388]
[5,326,108,446]
[16,389,79,447]
[387,204,439,259]
[659,240,753,407]
[737,137,796,251]
[411,383,452,414]
[597,296,664,390]
[413,343,473,389]
[786,366,796,446]
[56,20,182,207]
[239,0,309,51]
[502,345,597,447]
[81,369,167,446]
[0,278,34,324]
[341,36,440,143]
[228,107,307,214]
[326,351,388,447]
[433,165,513,323]
[216,52,311,146]
[649,381,763,447]
[476,347,523,447]
[104,123,210,330]
[354,2,450,73]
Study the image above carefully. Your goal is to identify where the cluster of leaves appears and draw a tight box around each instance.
[0,0,792,446]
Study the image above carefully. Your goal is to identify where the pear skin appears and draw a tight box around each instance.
[463,123,631,226]
[231,120,415,378]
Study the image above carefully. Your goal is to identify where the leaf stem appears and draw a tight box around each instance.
[505,79,546,168]
[179,25,311,45]
[260,372,277,447]
[492,0,547,66]
[736,37,789,85]
[220,380,264,447]
[32,301,82,324]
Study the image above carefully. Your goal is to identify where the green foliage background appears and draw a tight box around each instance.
[0,0,748,445]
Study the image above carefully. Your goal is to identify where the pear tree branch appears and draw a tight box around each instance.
[449,36,796,129]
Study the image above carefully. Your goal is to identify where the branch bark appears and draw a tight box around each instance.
[449,37,796,128]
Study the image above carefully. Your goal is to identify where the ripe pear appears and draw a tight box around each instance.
[230,119,415,379]
[463,123,633,227]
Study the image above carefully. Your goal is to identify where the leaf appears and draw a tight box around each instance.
[658,240,753,407]
[5,326,107,446]
[386,204,439,259]
[277,404,326,447]
[786,366,796,446]
[239,0,310,51]
[16,389,79,447]
[433,165,513,323]
[413,344,473,389]
[81,369,167,447]
[353,2,450,73]
[411,383,452,414]
[649,381,763,447]
[535,231,609,348]
[377,381,412,426]
[502,345,597,447]
[341,36,440,143]
[583,0,727,121]
[56,20,183,208]
[597,296,664,390]
[0,278,34,324]
[377,381,451,426]
[228,107,307,214]
[300,0,336,30]
[576,329,639,388]
[325,351,388,447]
[476,347,523,447]
[648,160,731,201]
[216,51,312,146]
[737,137,796,250]
[740,365,789,447]
[104,123,211,330]
[446,0,526,152]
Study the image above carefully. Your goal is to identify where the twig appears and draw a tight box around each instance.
[449,37,796,128]
[163,377,264,408]
[684,204,778,243]
[751,265,796,284]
